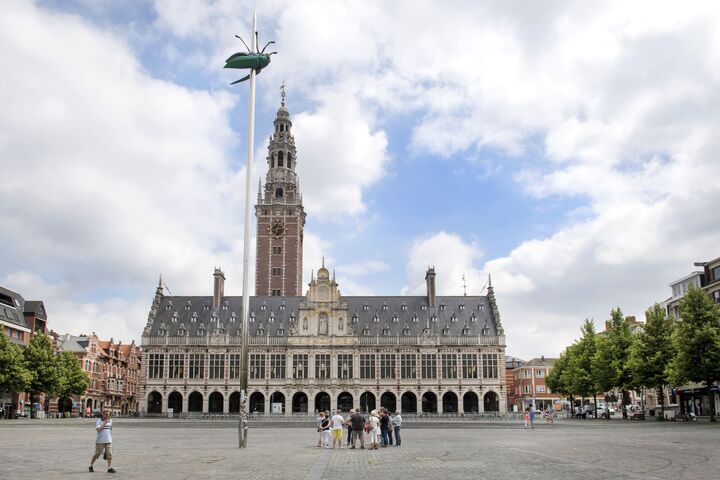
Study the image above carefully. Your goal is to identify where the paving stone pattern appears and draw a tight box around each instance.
[0,419,717,479]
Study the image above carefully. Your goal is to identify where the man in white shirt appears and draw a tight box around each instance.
[391,411,402,447]
[330,410,346,449]
[89,410,115,473]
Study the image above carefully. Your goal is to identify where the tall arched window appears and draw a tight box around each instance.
[287,153,292,169]
[278,151,284,167]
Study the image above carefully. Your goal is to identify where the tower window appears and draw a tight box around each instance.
[272,267,282,276]
[275,187,283,198]
[278,151,284,167]
[273,246,282,255]
[272,289,281,296]
[287,154,292,169]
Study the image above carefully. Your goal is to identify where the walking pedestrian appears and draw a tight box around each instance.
[523,408,530,430]
[529,405,536,430]
[379,409,390,447]
[391,411,402,446]
[89,410,115,473]
[330,410,345,449]
[350,409,365,449]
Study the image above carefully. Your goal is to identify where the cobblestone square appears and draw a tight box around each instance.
[1,419,718,479]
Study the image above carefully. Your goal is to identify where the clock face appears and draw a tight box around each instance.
[270,221,285,238]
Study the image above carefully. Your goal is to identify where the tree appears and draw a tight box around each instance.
[568,320,599,402]
[23,333,60,417]
[628,304,674,420]
[56,351,89,413]
[592,308,635,418]
[546,344,576,415]
[667,286,720,421]
[0,330,32,397]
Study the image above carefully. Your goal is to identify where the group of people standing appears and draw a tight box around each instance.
[316,408,402,450]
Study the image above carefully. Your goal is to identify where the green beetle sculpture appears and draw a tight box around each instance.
[224,32,276,84]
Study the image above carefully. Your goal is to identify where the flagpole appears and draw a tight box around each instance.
[239,11,257,449]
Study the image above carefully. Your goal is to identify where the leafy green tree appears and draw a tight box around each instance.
[546,344,576,414]
[568,320,599,402]
[667,286,720,421]
[23,333,60,417]
[628,304,674,419]
[592,308,635,418]
[0,330,32,396]
[56,351,89,411]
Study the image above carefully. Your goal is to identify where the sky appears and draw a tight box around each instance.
[2,0,720,360]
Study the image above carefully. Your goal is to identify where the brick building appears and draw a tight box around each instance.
[512,356,562,411]
[140,95,508,417]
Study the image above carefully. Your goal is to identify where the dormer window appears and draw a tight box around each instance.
[382,304,388,311]
[257,326,265,336]
[269,313,275,322]
[197,325,205,336]
[363,304,369,311]
[470,313,477,322]
[362,326,370,336]
[290,313,296,322]
[165,302,172,310]
[442,325,450,335]
[462,326,470,335]
[280,303,286,311]
[479,304,484,310]
[172,312,179,322]
[482,324,490,335]
[459,304,465,311]
[250,311,256,322]
[216,323,225,334]
[392,314,399,322]
[260,302,267,311]
[158,324,166,335]
[382,326,390,336]
[401,304,408,311]
[185,301,191,310]
[277,327,285,336]
[412,314,418,323]
[211,312,218,321]
[402,325,410,336]
[203,304,210,311]
[230,312,237,322]
[421,304,427,311]
[439,304,445,310]
[178,327,186,336]
[450,314,457,323]
[352,314,358,322]
[191,312,198,323]
[431,314,437,322]
[373,314,379,323]
[222,301,229,310]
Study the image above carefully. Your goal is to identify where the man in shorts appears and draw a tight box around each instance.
[89,410,115,473]
[330,410,345,449]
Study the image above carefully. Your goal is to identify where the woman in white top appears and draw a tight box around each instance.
[368,410,380,450]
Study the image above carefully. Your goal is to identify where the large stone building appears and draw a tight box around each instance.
[140,97,508,416]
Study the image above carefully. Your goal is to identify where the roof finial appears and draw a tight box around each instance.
[158,274,163,288]
[322,256,325,268]
[462,274,467,296]
[488,273,493,288]
[280,80,286,107]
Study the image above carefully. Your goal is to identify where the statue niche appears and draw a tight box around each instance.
[319,313,328,335]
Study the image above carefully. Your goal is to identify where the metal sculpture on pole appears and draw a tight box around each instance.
[224,13,274,449]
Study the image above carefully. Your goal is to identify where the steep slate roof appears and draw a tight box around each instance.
[57,335,90,353]
[0,285,29,330]
[522,357,557,368]
[146,294,499,338]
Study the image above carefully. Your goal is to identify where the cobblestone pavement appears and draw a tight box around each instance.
[0,419,718,479]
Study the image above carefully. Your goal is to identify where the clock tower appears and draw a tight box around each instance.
[255,88,306,296]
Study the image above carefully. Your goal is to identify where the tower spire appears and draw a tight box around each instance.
[280,80,286,107]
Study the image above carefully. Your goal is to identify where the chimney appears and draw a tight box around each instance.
[213,267,225,309]
[425,267,436,308]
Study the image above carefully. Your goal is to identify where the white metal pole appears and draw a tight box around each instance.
[239,11,257,449]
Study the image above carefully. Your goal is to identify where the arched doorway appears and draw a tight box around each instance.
[249,392,265,413]
[401,392,417,413]
[57,396,72,415]
[292,392,308,414]
[208,392,223,413]
[85,398,93,413]
[269,391,285,414]
[380,392,396,412]
[315,392,331,413]
[463,392,479,413]
[188,391,203,412]
[229,392,240,413]
[442,391,458,413]
[168,391,183,413]
[147,391,162,414]
[337,392,353,412]
[359,392,376,413]
[422,392,437,413]
[484,391,499,412]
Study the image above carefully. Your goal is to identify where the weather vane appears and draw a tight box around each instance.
[223,31,276,84]
[281,80,286,106]
[462,274,467,296]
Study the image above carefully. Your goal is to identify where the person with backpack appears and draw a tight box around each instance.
[349,409,366,449]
